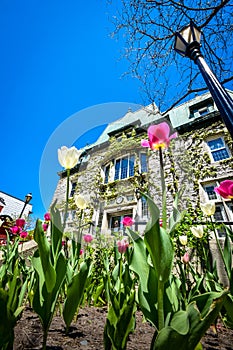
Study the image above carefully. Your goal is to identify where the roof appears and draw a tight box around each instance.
[78,89,233,154]
[168,89,233,129]
[81,104,162,152]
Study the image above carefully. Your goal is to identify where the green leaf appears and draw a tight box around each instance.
[127,229,151,292]
[33,219,56,293]
[105,291,136,350]
[152,291,227,350]
[223,294,233,326]
[170,310,189,335]
[63,259,91,330]
[32,252,67,336]
[127,227,159,327]
[144,194,174,283]
[50,202,63,259]
[223,232,232,278]
[225,225,233,243]
[191,291,227,319]
[168,192,186,233]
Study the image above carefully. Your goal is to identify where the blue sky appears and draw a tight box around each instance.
[0,1,145,219]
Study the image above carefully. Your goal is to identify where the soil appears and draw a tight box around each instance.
[14,306,233,350]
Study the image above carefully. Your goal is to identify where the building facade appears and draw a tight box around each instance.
[51,91,233,240]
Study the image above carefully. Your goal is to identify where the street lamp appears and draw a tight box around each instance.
[174,21,233,138]
[19,193,32,218]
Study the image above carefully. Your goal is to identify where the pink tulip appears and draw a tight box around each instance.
[11,226,20,235]
[44,212,51,221]
[182,252,190,264]
[42,223,49,232]
[16,218,26,228]
[83,234,94,243]
[122,216,134,227]
[214,180,233,199]
[117,238,129,254]
[141,122,177,150]
[20,231,28,239]
[80,249,83,255]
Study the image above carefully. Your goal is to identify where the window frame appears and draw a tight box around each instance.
[206,136,230,162]
[140,152,148,173]
[104,154,135,183]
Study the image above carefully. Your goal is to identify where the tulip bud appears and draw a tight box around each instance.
[190,225,204,239]
[16,218,26,228]
[117,238,129,253]
[83,234,93,243]
[20,231,28,239]
[44,212,51,221]
[179,235,188,246]
[122,216,134,227]
[182,252,189,264]
[200,202,216,216]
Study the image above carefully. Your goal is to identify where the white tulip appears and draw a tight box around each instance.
[179,235,188,246]
[58,146,81,170]
[74,194,88,209]
[190,225,204,239]
[200,202,216,216]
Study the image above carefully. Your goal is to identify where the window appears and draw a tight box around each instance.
[202,180,233,237]
[141,196,149,218]
[203,183,217,200]
[140,153,148,173]
[213,204,227,238]
[190,101,214,119]
[70,182,77,197]
[213,205,225,222]
[104,165,110,184]
[114,155,135,180]
[108,212,133,234]
[207,137,230,162]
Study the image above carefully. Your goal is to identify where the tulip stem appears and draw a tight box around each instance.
[158,280,165,330]
[118,255,123,306]
[63,168,70,232]
[210,216,230,281]
[159,147,167,229]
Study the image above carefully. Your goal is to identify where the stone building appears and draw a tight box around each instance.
[51,90,233,241]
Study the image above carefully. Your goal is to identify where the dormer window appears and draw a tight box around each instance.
[189,100,214,119]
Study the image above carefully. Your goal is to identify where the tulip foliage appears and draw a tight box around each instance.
[1,136,233,349]
[31,204,67,350]
[0,235,29,350]
[126,193,229,349]
[103,244,137,350]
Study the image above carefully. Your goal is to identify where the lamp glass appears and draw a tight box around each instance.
[192,25,201,43]
[25,193,32,204]
[174,22,202,56]
[174,34,187,56]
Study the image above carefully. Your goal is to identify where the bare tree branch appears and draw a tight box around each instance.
[110,0,233,111]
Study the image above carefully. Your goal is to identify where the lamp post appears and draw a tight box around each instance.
[174,21,233,138]
[19,193,32,218]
